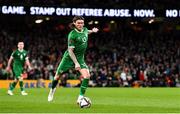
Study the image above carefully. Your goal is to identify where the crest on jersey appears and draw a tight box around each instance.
[20,54,23,60]
[82,37,87,42]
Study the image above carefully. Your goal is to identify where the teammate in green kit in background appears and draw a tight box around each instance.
[48,16,99,103]
[6,41,32,96]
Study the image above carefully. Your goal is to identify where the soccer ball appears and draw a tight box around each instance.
[79,97,91,108]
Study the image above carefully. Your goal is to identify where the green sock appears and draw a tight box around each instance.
[10,82,17,91]
[80,78,89,96]
[19,81,24,91]
[52,79,58,89]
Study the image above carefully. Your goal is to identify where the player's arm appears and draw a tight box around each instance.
[68,47,80,70]
[88,27,99,34]
[25,57,32,70]
[68,32,80,71]
[6,56,13,72]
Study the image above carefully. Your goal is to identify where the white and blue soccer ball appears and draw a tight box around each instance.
[79,97,92,108]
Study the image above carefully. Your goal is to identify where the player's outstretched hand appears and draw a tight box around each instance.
[92,27,99,33]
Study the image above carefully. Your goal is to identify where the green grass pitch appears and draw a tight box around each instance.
[0,88,180,113]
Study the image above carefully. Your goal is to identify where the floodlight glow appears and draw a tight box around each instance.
[35,19,43,24]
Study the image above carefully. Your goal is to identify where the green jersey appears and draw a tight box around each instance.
[56,27,89,74]
[64,27,88,60]
[11,49,28,77]
[11,49,28,68]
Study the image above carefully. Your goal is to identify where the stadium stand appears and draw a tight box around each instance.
[0,18,179,87]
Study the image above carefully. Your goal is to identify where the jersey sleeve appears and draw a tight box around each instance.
[11,51,15,58]
[84,27,88,31]
[68,31,75,48]
[25,51,29,60]
[84,27,88,34]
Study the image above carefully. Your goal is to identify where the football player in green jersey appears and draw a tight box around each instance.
[48,16,98,103]
[6,41,32,95]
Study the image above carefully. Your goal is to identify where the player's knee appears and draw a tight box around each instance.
[82,72,90,78]
[83,75,90,79]
[80,69,90,78]
[14,79,18,83]
[19,77,23,81]
[54,75,60,80]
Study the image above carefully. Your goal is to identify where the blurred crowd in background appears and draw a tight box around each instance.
[0,17,179,88]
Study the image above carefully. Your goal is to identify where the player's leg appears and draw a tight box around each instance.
[77,68,90,103]
[8,68,20,95]
[48,59,73,102]
[48,61,63,102]
[48,73,60,102]
[50,58,71,91]
[8,78,18,95]
[51,73,60,90]
[14,67,28,95]
[19,76,28,95]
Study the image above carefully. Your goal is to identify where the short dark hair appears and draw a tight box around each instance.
[17,41,24,44]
